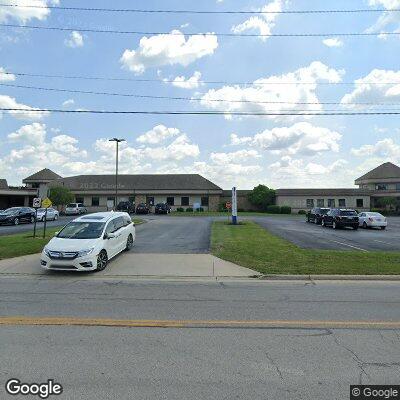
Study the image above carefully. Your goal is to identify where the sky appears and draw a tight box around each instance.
[1,0,400,189]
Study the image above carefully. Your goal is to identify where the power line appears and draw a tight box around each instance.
[1,82,400,107]
[2,108,400,116]
[3,71,400,87]
[0,3,398,15]
[1,23,399,37]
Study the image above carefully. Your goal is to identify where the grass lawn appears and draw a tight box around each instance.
[211,221,400,275]
[0,218,145,261]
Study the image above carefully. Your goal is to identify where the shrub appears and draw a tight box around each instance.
[218,203,228,212]
[176,207,184,212]
[298,210,307,215]
[266,205,281,214]
[196,207,204,212]
[280,206,292,214]
[186,207,193,212]
[238,208,245,212]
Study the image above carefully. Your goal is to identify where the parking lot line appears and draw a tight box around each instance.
[330,240,368,252]
[373,239,395,246]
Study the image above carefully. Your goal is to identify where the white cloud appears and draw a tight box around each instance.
[120,30,218,74]
[0,67,15,81]
[341,69,400,108]
[230,122,342,156]
[367,0,400,34]
[322,38,343,47]
[231,0,285,41]
[62,99,75,107]
[200,61,344,120]
[136,124,180,145]
[0,0,59,23]
[351,138,400,159]
[8,122,46,144]
[65,31,84,48]
[0,95,49,120]
[166,71,203,89]
[210,149,261,165]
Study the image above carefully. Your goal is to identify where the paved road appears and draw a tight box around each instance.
[0,216,74,236]
[254,215,400,252]
[0,277,399,399]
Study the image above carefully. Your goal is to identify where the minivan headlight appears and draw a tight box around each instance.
[43,247,51,257]
[77,248,95,257]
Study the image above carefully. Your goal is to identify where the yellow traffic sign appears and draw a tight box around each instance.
[42,198,52,208]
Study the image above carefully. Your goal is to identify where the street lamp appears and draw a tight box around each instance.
[109,138,125,210]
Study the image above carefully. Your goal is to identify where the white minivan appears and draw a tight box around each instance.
[41,212,135,272]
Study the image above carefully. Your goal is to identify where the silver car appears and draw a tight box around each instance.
[36,208,59,222]
[358,212,387,230]
[65,203,87,215]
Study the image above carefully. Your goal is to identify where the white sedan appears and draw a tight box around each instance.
[36,208,59,222]
[41,212,135,272]
[358,212,387,230]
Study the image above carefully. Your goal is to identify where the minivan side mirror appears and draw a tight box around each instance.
[104,233,115,240]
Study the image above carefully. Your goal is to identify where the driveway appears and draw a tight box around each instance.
[253,215,400,252]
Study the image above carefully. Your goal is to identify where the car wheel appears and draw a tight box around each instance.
[332,221,337,229]
[381,226,386,230]
[306,217,310,223]
[314,218,318,224]
[41,216,46,222]
[125,234,134,251]
[96,250,108,271]
[353,226,359,230]
[30,216,35,224]
[363,222,367,229]
[321,219,325,227]
[54,214,58,221]
[14,218,19,225]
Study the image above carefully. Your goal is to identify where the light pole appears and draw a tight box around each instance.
[109,138,125,210]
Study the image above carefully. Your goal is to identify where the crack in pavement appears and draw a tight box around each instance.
[265,351,284,380]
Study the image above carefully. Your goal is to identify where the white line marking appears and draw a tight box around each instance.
[331,240,368,252]
[374,240,395,246]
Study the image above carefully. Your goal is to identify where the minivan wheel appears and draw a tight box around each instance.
[363,222,367,229]
[96,250,108,271]
[125,234,134,251]
[14,218,19,226]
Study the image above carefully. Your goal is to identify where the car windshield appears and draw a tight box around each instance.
[340,210,357,216]
[1,208,19,215]
[320,209,330,215]
[66,204,77,208]
[57,222,105,239]
[369,212,383,217]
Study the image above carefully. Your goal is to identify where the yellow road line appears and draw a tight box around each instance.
[0,316,399,329]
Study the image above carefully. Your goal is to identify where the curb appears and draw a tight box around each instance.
[259,274,400,281]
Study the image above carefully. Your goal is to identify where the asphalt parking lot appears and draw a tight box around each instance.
[254,215,400,252]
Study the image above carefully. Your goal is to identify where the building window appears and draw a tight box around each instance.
[76,196,84,204]
[328,199,336,208]
[338,199,346,207]
[306,199,314,208]
[317,199,324,207]
[396,183,400,191]
[129,196,135,204]
[201,197,209,207]
[166,197,175,206]
[376,183,388,190]
[146,196,154,206]
[107,197,115,206]
[91,197,100,207]
[356,199,364,208]
[181,197,189,206]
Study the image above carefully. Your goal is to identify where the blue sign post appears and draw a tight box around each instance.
[232,187,238,225]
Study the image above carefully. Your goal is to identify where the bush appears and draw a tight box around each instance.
[186,207,193,212]
[196,207,204,212]
[266,205,281,214]
[280,206,292,214]
[176,207,184,212]
[218,203,228,212]
[238,208,245,212]
[298,210,307,215]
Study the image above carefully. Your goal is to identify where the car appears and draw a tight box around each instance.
[0,207,36,226]
[154,203,171,214]
[65,203,87,215]
[116,201,135,214]
[306,207,330,224]
[36,208,59,222]
[135,203,150,214]
[322,209,359,230]
[358,212,387,230]
[40,212,135,272]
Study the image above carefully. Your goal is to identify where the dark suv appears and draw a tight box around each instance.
[0,207,36,225]
[306,207,330,225]
[322,209,359,230]
[116,201,135,214]
[155,203,171,214]
[135,203,150,215]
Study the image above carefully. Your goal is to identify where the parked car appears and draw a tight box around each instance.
[135,203,150,214]
[36,208,59,222]
[0,207,36,225]
[116,201,135,214]
[155,203,171,214]
[306,207,330,224]
[41,212,135,272]
[65,203,87,215]
[322,209,359,230]
[358,212,387,230]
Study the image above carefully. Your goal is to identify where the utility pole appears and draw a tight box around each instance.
[109,138,125,210]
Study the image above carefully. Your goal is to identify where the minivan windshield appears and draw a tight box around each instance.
[57,221,105,239]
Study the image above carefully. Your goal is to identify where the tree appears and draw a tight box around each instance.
[247,185,276,211]
[376,197,398,210]
[49,186,74,210]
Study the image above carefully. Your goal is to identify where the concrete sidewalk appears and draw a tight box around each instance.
[0,252,258,278]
